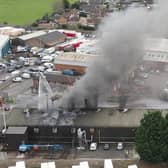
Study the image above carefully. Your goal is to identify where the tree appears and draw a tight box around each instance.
[161,113,168,161]
[63,0,70,9]
[135,111,167,162]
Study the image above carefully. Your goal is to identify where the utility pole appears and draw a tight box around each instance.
[2,105,6,133]
[46,93,49,113]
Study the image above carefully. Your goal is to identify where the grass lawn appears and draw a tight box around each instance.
[0,0,59,25]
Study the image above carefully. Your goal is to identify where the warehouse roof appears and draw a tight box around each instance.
[54,52,96,67]
[0,34,9,48]
[74,109,168,127]
[37,31,66,46]
[0,26,25,36]
[3,107,168,127]
[19,31,46,40]
[144,38,168,52]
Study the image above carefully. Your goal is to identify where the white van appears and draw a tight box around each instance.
[43,62,54,69]
[41,56,53,63]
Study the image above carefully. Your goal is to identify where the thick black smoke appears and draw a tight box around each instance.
[57,0,168,110]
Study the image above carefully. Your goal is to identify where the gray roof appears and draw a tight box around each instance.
[19,31,46,41]
[4,107,168,127]
[6,126,27,134]
[37,31,66,45]
[74,109,168,127]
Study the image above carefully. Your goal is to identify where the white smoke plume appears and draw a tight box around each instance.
[57,0,168,109]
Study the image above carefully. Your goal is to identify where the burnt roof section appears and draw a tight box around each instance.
[4,107,168,127]
[37,31,66,46]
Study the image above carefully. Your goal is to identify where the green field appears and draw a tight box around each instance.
[0,0,59,25]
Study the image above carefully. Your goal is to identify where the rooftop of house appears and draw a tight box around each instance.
[19,31,47,41]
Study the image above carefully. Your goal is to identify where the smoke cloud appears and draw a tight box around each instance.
[57,0,168,109]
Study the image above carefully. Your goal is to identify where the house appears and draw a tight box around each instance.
[56,16,68,26]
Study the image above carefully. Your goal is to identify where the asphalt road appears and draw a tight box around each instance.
[3,79,32,97]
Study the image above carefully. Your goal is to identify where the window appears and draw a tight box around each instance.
[52,128,57,134]
[71,128,76,134]
[33,127,39,133]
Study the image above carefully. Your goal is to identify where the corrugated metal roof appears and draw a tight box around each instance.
[37,31,66,44]
[6,126,27,134]
[0,34,9,48]
[54,52,96,67]
[19,31,46,40]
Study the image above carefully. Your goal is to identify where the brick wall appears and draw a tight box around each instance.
[55,64,86,74]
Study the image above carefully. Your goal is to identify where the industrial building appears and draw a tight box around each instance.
[0,34,10,58]
[54,52,96,74]
[19,30,67,48]
[0,26,25,37]
[0,107,164,150]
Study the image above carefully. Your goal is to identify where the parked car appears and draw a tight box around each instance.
[7,66,16,73]
[21,73,31,79]
[12,77,23,82]
[15,63,23,69]
[89,142,97,151]
[27,68,39,75]
[24,58,30,66]
[38,66,46,72]
[0,63,7,68]
[11,70,20,75]
[117,142,124,150]
[45,68,54,72]
[41,56,53,63]
[34,59,42,65]
[43,62,54,69]
[62,69,82,76]
[103,143,110,150]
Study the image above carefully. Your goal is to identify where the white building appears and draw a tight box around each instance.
[143,38,168,71]
[144,38,168,63]
[0,26,25,37]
